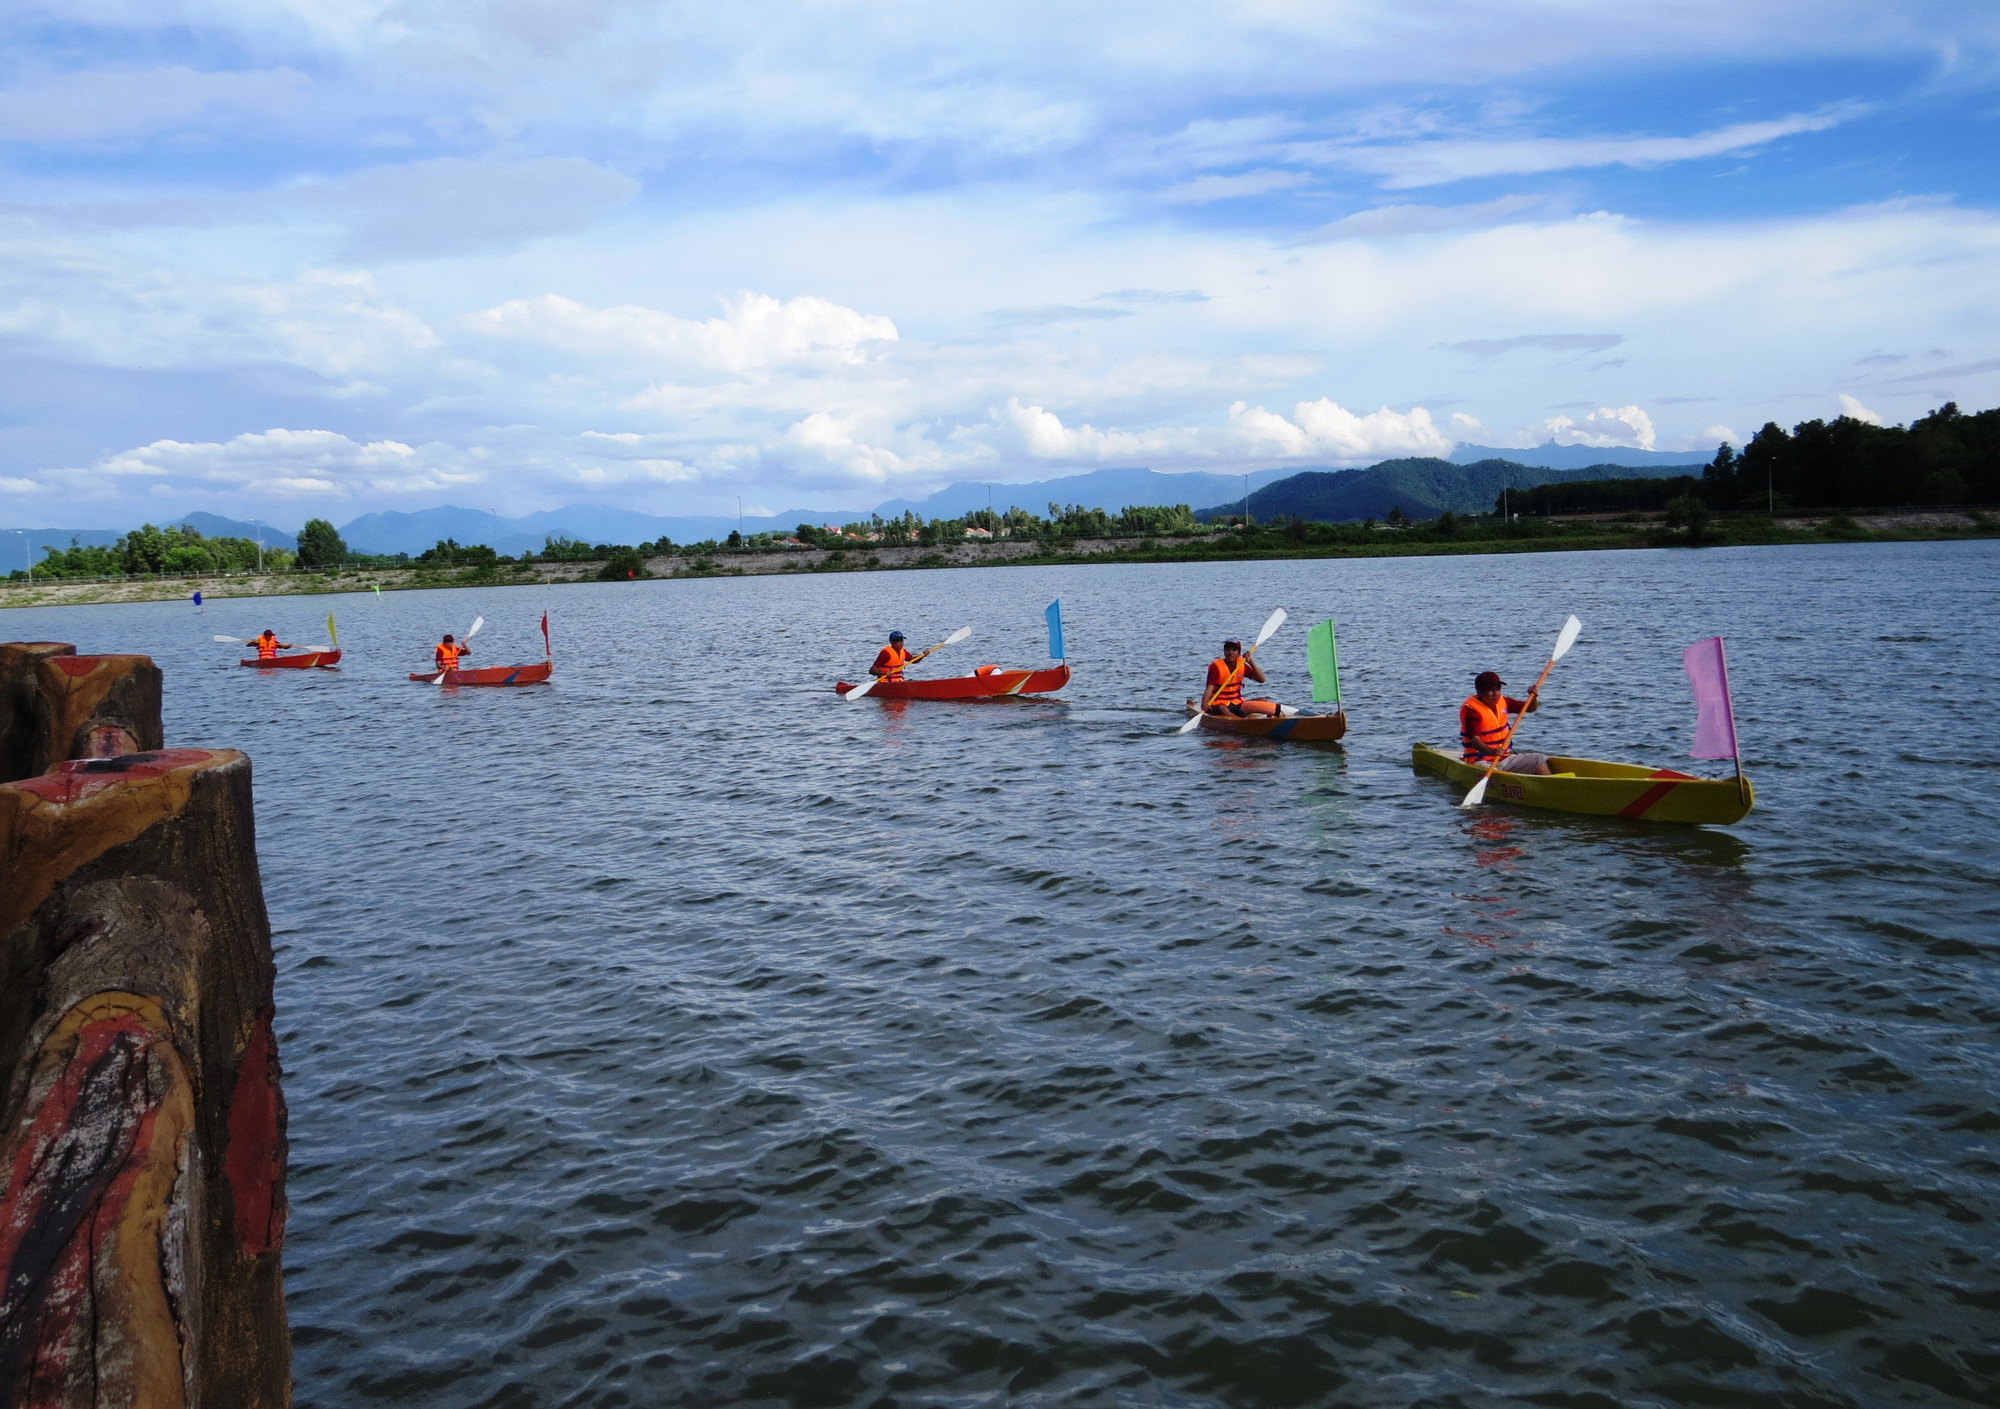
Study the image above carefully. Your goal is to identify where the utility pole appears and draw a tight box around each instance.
[10,529,28,582]
[254,522,263,573]
[1243,474,1251,527]
[736,495,743,537]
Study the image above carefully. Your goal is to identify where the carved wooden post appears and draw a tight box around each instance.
[29,655,164,775]
[0,643,75,784]
[1,692,290,1403]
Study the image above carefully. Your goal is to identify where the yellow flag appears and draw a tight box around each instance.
[327,612,338,647]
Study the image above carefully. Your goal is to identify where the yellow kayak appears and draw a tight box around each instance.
[1411,743,1755,825]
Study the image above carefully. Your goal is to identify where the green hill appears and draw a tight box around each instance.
[1200,457,1687,523]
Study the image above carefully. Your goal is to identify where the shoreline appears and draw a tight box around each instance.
[2,511,1992,610]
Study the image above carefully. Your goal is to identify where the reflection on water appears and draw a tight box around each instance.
[5,539,1997,1407]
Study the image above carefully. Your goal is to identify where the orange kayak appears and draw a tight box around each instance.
[409,661,552,687]
[835,663,1070,700]
[240,650,341,669]
[1182,703,1348,742]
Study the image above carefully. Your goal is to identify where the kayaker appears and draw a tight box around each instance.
[1203,639,1281,717]
[254,629,291,661]
[1460,670,1552,774]
[871,631,914,682]
[435,633,472,673]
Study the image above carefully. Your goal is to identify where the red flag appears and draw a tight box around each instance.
[541,611,551,658]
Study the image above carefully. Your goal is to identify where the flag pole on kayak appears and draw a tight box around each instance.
[326,612,338,650]
[1460,614,1581,808]
[844,626,971,700]
[541,610,551,660]
[1179,607,1287,734]
[1683,635,1746,806]
[1046,599,1065,662]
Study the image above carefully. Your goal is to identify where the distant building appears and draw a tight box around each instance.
[963,526,993,539]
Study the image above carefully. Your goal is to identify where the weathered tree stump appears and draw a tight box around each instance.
[0,643,76,784]
[1,733,290,1404]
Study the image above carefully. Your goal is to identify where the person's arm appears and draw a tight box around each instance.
[869,648,893,678]
[1243,657,1267,684]
[1509,693,1537,716]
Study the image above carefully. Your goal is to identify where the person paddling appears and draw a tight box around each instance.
[254,629,291,661]
[1460,670,1553,775]
[435,632,472,674]
[871,631,914,682]
[1203,638,1281,718]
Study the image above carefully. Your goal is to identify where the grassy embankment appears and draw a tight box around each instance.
[2,509,1992,610]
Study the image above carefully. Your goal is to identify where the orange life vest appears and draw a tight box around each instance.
[872,644,912,680]
[1460,693,1525,761]
[1206,657,1246,708]
[256,633,280,660]
[436,641,463,671]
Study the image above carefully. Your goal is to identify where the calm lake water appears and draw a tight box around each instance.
[6,540,1998,1408]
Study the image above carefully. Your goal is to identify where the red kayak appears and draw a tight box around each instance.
[835,663,1071,700]
[409,661,552,687]
[240,650,341,669]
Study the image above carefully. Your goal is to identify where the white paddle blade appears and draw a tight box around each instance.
[465,615,486,640]
[1551,614,1582,661]
[1253,607,1288,648]
[844,677,878,701]
[1459,774,1491,808]
[943,626,972,646]
[212,635,245,643]
[1177,709,1206,734]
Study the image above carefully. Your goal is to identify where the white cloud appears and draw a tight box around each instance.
[304,158,642,261]
[67,428,478,501]
[1838,393,1885,424]
[1228,399,1453,460]
[0,66,309,143]
[1156,170,1316,205]
[1536,405,1656,450]
[1324,111,1855,189]
[467,292,897,375]
[1701,424,1740,447]
[1299,195,1541,241]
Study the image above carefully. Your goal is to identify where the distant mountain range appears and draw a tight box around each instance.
[1448,442,1711,471]
[5,451,1712,558]
[1197,456,1701,523]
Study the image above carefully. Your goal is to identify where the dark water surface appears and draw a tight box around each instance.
[8,541,1999,1408]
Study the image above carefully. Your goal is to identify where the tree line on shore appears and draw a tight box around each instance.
[1505,402,1997,517]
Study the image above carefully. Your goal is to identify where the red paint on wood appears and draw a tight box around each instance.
[226,1008,285,1255]
[0,1011,171,1400]
[11,748,217,804]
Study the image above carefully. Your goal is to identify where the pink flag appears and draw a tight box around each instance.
[1682,636,1739,760]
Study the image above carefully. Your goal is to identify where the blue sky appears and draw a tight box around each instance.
[1,1,1995,525]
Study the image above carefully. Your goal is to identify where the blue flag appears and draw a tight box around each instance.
[1046,599,1065,660]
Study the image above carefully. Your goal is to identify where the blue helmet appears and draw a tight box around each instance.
[889,631,905,641]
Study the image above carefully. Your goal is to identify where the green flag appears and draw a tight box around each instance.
[1308,619,1341,705]
[327,612,338,647]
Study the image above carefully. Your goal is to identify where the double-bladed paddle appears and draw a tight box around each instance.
[431,615,484,684]
[1459,614,1582,808]
[1178,607,1288,734]
[843,626,972,700]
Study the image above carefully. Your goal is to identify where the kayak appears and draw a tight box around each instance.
[834,663,1070,700]
[1411,743,1755,825]
[240,650,341,669]
[408,662,553,687]
[1182,703,1348,742]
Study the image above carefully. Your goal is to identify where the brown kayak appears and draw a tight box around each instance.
[1182,702,1348,742]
